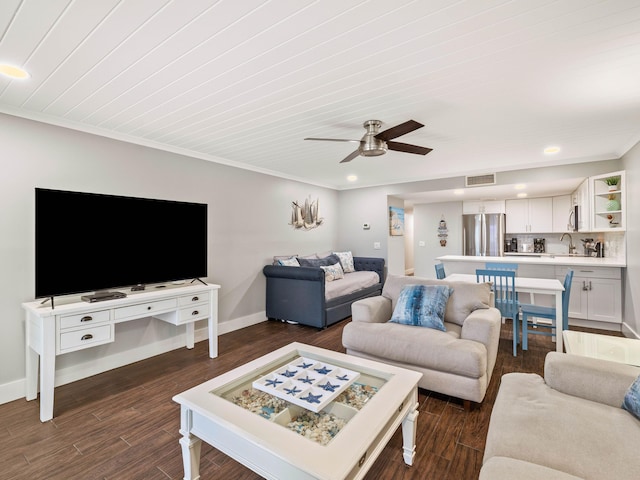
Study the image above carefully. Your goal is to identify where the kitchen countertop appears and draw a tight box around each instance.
[437,254,626,268]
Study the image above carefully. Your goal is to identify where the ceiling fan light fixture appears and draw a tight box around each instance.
[305,119,430,163]
[360,138,387,156]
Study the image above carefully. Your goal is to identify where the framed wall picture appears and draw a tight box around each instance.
[389,206,404,236]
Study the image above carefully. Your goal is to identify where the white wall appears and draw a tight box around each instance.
[413,202,463,277]
[0,113,338,403]
[622,140,640,338]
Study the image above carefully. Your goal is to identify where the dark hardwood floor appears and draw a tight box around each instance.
[0,319,620,480]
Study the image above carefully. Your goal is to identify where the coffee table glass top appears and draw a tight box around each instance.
[563,330,640,366]
[212,352,387,446]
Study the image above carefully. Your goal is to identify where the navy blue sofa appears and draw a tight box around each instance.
[263,256,385,329]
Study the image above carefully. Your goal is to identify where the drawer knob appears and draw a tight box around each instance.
[80,316,93,322]
[81,334,93,341]
[192,310,199,316]
[147,306,152,310]
[192,296,199,302]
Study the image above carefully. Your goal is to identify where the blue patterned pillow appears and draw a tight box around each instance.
[622,374,640,420]
[389,285,452,331]
[332,251,355,273]
[320,262,344,282]
[277,257,300,267]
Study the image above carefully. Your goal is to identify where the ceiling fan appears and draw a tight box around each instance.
[304,119,433,163]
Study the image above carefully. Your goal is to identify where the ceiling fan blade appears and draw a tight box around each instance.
[340,149,361,163]
[387,141,432,155]
[375,120,424,141]
[304,137,360,143]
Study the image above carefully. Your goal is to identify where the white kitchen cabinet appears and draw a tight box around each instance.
[552,195,573,233]
[462,200,505,214]
[506,197,552,233]
[557,266,622,325]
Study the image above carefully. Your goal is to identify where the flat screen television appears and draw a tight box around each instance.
[35,188,208,299]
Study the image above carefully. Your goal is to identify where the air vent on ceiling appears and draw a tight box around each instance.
[465,173,496,187]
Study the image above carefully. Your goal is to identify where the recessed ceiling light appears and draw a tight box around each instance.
[453,189,464,195]
[514,184,526,190]
[0,63,30,79]
[544,146,560,154]
[347,175,357,182]
[517,192,527,198]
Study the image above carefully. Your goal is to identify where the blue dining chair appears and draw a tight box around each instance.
[485,262,519,322]
[435,263,446,279]
[476,268,519,356]
[519,270,574,351]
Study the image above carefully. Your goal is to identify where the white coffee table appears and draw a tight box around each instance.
[173,342,422,480]
[563,330,640,366]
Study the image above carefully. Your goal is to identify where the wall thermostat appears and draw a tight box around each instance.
[363,223,370,230]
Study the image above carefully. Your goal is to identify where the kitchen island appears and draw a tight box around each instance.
[437,254,625,331]
[437,254,626,268]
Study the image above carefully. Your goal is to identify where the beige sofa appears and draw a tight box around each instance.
[481,352,640,479]
[341,274,501,404]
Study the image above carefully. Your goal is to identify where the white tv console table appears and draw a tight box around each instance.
[23,282,220,422]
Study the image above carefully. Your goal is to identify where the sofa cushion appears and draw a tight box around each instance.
[389,284,451,331]
[332,251,355,273]
[382,275,491,326]
[342,321,487,378]
[320,262,344,282]
[622,374,640,420]
[480,457,584,480]
[445,281,492,326]
[325,271,380,301]
[484,372,640,480]
[298,254,341,267]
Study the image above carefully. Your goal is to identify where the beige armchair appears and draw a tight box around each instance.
[342,274,501,406]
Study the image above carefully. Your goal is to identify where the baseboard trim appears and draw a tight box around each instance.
[621,322,640,339]
[218,311,267,335]
[0,312,268,406]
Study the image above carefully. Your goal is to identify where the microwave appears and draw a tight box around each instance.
[568,205,579,232]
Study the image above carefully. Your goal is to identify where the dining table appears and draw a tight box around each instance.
[446,273,566,352]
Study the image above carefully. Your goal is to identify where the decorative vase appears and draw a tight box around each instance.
[606,195,620,211]
[608,184,618,192]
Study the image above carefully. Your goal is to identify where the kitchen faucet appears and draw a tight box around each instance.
[560,232,577,255]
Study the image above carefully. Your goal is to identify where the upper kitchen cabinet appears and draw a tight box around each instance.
[591,170,625,231]
[505,197,553,233]
[552,195,574,233]
[574,178,590,232]
[462,200,505,214]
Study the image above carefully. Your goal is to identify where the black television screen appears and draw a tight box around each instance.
[35,188,208,298]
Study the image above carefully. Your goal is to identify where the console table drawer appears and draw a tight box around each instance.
[114,299,178,320]
[59,310,110,329]
[59,325,113,353]
[178,293,208,306]
[179,302,211,322]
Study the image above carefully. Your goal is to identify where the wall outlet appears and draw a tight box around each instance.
[418,240,425,247]
[373,242,381,249]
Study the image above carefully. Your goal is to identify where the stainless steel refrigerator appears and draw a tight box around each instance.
[462,213,506,256]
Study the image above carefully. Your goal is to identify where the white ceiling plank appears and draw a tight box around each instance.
[0,0,638,190]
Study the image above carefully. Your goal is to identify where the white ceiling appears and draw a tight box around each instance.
[0,0,639,194]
